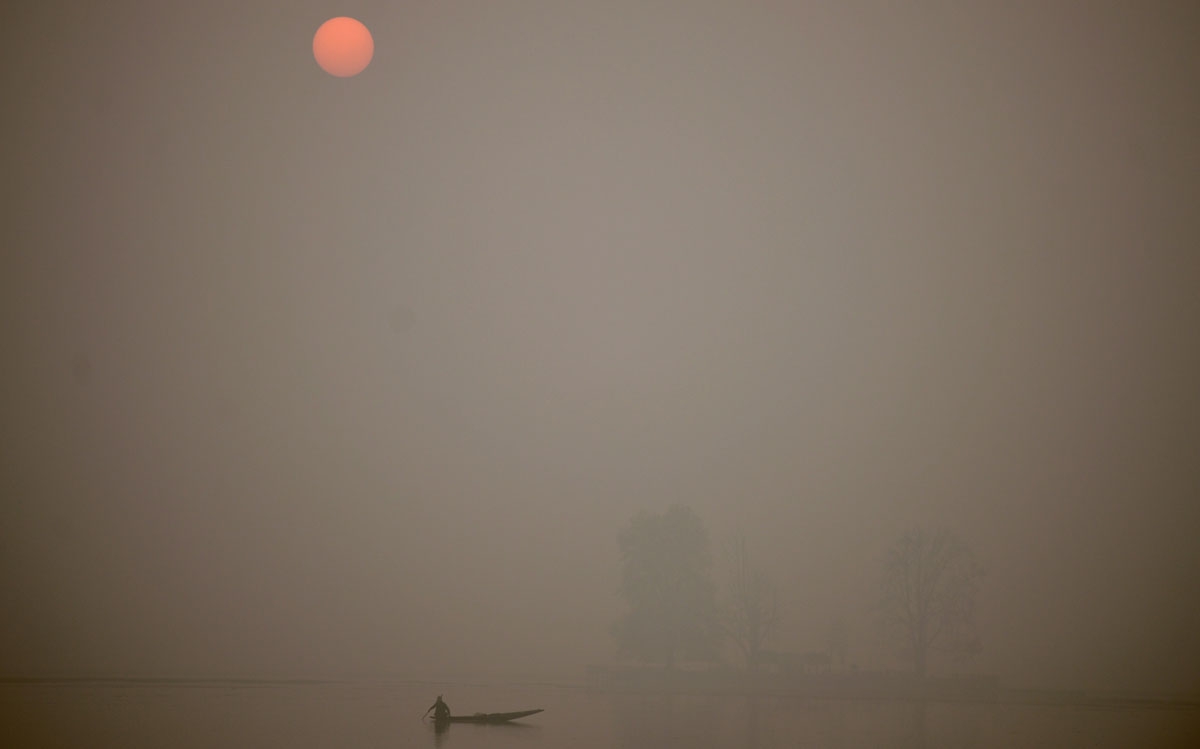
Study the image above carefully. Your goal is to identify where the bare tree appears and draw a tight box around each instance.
[719,534,778,670]
[879,528,983,676]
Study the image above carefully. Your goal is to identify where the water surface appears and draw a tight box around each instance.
[3,679,1197,748]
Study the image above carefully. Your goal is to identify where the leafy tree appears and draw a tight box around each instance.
[879,528,984,676]
[827,616,850,671]
[612,505,719,667]
[718,533,778,670]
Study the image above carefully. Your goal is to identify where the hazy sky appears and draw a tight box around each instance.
[3,1,1198,694]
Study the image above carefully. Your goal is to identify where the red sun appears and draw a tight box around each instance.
[313,17,374,77]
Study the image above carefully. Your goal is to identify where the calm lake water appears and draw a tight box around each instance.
[3,679,1198,748]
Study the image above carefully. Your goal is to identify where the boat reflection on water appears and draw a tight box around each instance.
[426,709,544,746]
[430,717,450,747]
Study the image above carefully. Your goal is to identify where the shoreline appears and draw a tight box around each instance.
[3,674,1197,712]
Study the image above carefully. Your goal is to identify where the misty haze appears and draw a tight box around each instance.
[2,1,1198,747]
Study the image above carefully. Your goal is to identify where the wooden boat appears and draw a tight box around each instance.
[436,709,544,724]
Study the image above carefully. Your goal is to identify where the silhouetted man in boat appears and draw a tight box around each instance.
[425,695,451,721]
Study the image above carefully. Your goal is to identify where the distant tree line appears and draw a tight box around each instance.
[612,505,983,676]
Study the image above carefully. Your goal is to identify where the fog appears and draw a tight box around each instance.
[3,1,1197,696]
